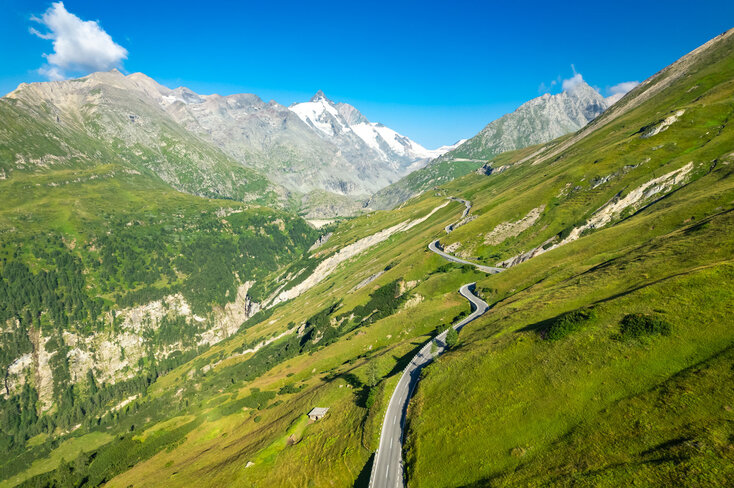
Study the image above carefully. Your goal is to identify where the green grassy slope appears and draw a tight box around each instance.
[5,190,475,487]
[402,28,734,487]
[367,159,487,210]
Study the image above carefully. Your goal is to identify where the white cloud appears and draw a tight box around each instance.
[562,73,584,91]
[30,2,127,80]
[38,65,65,81]
[562,65,585,92]
[609,80,640,95]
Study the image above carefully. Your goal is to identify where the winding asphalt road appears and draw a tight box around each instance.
[444,198,471,233]
[428,240,504,274]
[369,197,501,488]
[369,284,489,488]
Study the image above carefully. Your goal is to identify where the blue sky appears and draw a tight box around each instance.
[1,1,733,147]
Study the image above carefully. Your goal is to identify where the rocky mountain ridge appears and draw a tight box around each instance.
[4,70,455,205]
[290,91,455,174]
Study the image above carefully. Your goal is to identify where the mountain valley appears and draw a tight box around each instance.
[0,20,732,488]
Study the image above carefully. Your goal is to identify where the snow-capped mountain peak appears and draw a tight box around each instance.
[290,92,348,137]
[289,94,454,170]
[310,90,328,102]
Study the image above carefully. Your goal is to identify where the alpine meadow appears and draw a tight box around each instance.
[0,3,732,488]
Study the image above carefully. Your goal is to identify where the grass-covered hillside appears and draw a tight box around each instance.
[0,160,319,484]
[368,158,487,210]
[402,28,734,487]
[2,186,479,487]
[1,26,732,488]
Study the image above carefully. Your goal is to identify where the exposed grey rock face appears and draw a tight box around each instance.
[157,85,370,196]
[308,232,333,252]
[3,283,261,408]
[146,76,452,198]
[444,81,610,161]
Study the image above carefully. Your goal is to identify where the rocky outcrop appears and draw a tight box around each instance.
[309,232,333,252]
[403,294,424,309]
[497,163,694,268]
[641,110,685,138]
[5,353,32,396]
[445,242,462,254]
[3,282,261,408]
[476,163,508,176]
[556,162,694,246]
[114,293,193,334]
[199,282,260,346]
[484,206,545,246]
[30,328,56,411]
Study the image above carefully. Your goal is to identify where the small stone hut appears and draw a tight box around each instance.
[308,407,329,421]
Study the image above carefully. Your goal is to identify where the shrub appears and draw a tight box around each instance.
[619,313,671,339]
[347,281,405,328]
[557,225,574,241]
[434,263,454,275]
[544,309,595,341]
[365,387,378,409]
[452,310,469,323]
[445,328,459,348]
[365,361,380,388]
[278,383,301,395]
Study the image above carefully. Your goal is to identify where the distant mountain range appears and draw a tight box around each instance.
[3,71,457,208]
[2,71,616,217]
[157,81,461,197]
